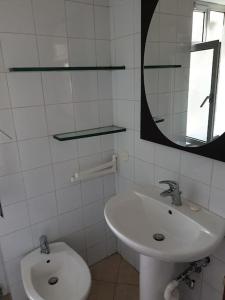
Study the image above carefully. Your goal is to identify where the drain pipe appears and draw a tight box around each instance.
[176,257,210,289]
[164,257,210,300]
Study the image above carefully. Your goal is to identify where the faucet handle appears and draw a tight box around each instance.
[159,180,179,191]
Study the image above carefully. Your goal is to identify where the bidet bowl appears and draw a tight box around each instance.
[21,242,91,300]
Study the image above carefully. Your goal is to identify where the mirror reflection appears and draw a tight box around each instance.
[144,0,225,147]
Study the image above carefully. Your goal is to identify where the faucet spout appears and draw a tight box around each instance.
[39,235,50,255]
[159,180,182,206]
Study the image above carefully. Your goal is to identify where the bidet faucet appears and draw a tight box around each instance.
[39,235,50,254]
[159,180,182,206]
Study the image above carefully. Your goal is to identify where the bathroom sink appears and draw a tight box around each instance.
[21,242,91,300]
[104,185,225,263]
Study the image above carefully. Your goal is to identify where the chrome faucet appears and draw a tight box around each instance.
[159,180,182,206]
[39,235,50,254]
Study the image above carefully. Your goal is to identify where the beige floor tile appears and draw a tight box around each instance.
[87,280,115,300]
[91,253,122,283]
[118,259,139,285]
[114,284,139,300]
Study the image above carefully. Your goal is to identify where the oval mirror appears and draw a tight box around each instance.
[144,0,225,147]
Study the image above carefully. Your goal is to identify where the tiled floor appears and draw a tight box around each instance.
[88,253,139,300]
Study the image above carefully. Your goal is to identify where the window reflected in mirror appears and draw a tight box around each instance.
[144,0,225,147]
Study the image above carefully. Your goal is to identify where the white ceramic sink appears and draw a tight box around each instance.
[104,185,225,263]
[21,242,91,300]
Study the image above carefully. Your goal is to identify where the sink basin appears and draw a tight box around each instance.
[104,185,225,263]
[21,242,91,300]
[105,185,225,300]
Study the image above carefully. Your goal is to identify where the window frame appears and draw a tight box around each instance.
[194,1,225,43]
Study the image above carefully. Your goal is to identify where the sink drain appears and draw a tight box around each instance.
[153,233,165,241]
[48,277,59,285]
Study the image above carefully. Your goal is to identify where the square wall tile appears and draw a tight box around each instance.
[99,100,113,127]
[0,0,34,34]
[53,160,79,189]
[0,201,29,236]
[0,33,39,68]
[212,160,225,190]
[78,136,101,157]
[134,158,154,186]
[13,107,48,140]
[58,208,83,236]
[66,2,95,38]
[200,283,221,300]
[159,14,177,43]
[87,242,107,265]
[210,187,225,218]
[62,230,85,255]
[8,73,44,108]
[203,257,225,294]
[82,178,104,205]
[79,153,102,173]
[115,36,134,68]
[180,175,210,208]
[74,102,99,130]
[94,0,109,5]
[31,218,59,247]
[155,144,180,173]
[4,256,22,287]
[1,228,33,261]
[23,166,54,199]
[94,6,110,39]
[28,192,57,225]
[85,221,106,247]
[0,143,21,176]
[98,72,112,100]
[68,39,96,66]
[42,72,72,105]
[96,40,111,66]
[0,73,11,109]
[180,152,212,185]
[0,109,16,143]
[32,0,66,36]
[0,173,26,207]
[113,0,134,38]
[18,137,51,171]
[103,174,115,198]
[49,138,78,163]
[10,281,27,300]
[56,184,82,215]
[83,201,104,227]
[38,36,69,67]
[134,132,155,164]
[71,72,98,101]
[46,103,75,135]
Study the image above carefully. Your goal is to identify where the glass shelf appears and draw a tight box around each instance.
[9,66,126,72]
[144,65,182,69]
[53,126,126,141]
[153,117,165,124]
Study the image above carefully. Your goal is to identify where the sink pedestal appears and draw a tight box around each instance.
[140,255,180,300]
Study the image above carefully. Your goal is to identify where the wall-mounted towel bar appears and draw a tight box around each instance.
[71,154,117,182]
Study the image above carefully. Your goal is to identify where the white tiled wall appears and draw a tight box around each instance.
[110,0,225,300]
[1,0,225,300]
[0,0,116,299]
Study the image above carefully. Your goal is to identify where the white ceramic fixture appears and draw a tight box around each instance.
[104,185,225,300]
[21,242,91,300]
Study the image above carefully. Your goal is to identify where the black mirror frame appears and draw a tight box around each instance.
[141,0,225,162]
